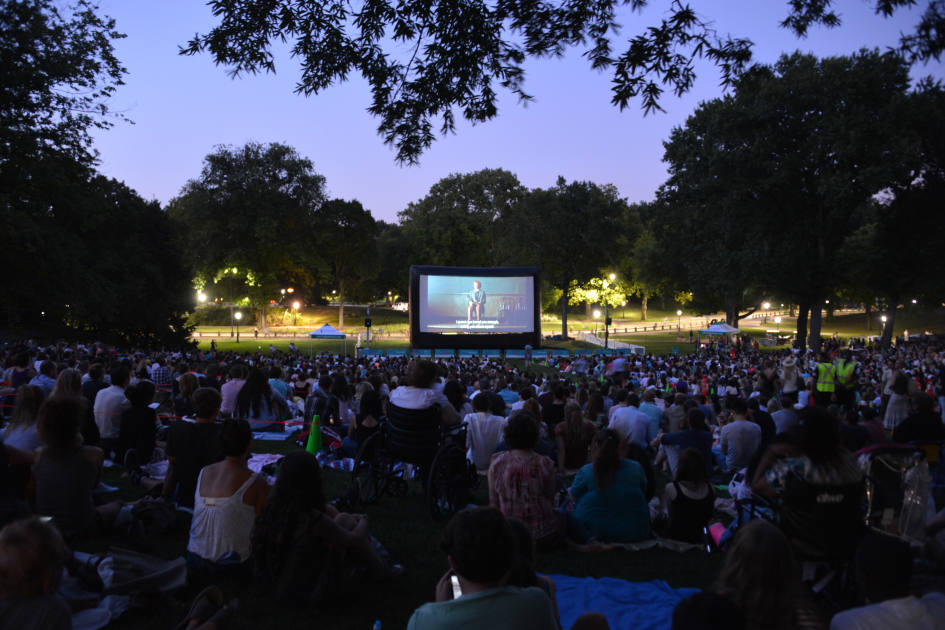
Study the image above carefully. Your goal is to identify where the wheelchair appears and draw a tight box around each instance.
[350,403,478,519]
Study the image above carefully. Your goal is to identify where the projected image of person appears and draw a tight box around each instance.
[466,280,486,325]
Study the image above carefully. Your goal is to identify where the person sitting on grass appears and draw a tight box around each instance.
[235,368,284,432]
[489,410,563,549]
[186,418,268,577]
[411,506,558,630]
[829,533,945,630]
[0,385,44,453]
[50,368,99,447]
[657,448,715,544]
[343,389,383,458]
[465,393,507,473]
[32,396,123,540]
[118,380,158,472]
[164,387,224,509]
[252,450,401,605]
[555,401,596,474]
[568,429,651,544]
[0,516,71,630]
[653,408,714,478]
[714,519,823,630]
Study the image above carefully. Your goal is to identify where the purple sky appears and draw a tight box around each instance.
[90,1,944,223]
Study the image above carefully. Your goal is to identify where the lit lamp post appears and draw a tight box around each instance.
[292,301,300,326]
[763,302,770,324]
[604,273,616,350]
[234,311,243,343]
[676,309,682,331]
[197,292,207,304]
[593,309,601,339]
[774,316,782,338]
[881,314,887,336]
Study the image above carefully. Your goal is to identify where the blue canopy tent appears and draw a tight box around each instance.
[309,324,347,356]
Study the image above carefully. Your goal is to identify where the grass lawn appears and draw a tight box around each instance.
[79,436,723,630]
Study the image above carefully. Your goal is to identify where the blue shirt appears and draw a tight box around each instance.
[570,458,651,543]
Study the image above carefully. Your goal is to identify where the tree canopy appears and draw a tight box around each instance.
[398,169,526,268]
[166,142,327,327]
[656,49,929,348]
[183,0,943,163]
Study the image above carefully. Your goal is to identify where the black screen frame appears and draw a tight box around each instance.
[409,265,541,349]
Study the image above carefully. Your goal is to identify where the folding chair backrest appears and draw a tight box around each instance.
[780,475,864,563]
[385,403,442,465]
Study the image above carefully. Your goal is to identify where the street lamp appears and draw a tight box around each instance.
[676,309,682,330]
[292,301,300,326]
[234,311,243,343]
[762,302,770,324]
[774,316,782,337]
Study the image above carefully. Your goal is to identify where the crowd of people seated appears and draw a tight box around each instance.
[0,332,944,628]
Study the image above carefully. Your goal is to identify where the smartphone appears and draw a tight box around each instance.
[450,574,462,599]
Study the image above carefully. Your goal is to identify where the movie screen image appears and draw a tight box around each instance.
[418,274,534,333]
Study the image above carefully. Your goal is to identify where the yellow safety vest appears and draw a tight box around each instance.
[816,363,836,392]
[836,360,857,387]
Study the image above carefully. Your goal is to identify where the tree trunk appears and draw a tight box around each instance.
[338,279,345,329]
[641,295,648,322]
[864,302,872,332]
[795,301,809,352]
[880,297,898,348]
[560,288,569,339]
[585,300,592,319]
[789,303,796,317]
[809,298,824,352]
[260,304,268,330]
[725,298,737,327]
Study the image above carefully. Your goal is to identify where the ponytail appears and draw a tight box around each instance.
[593,429,620,490]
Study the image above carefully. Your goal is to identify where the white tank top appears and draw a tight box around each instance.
[186,468,258,563]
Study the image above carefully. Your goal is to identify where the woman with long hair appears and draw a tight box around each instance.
[443,380,472,418]
[33,396,122,539]
[555,401,596,473]
[584,392,606,427]
[660,447,715,544]
[714,519,822,630]
[174,372,199,418]
[51,368,99,446]
[343,389,383,457]
[0,385,44,451]
[235,368,281,431]
[252,450,399,603]
[568,429,651,543]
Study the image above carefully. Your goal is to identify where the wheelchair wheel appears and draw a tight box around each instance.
[351,432,386,505]
[427,442,472,520]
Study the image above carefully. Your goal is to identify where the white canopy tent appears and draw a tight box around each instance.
[309,324,347,356]
[698,323,739,336]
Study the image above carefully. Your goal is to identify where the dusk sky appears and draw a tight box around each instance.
[90,1,944,223]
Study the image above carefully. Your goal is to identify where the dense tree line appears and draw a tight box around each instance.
[6,1,943,348]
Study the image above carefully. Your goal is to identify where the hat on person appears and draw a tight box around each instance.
[781,357,796,368]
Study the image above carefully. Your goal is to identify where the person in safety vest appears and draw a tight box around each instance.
[813,351,836,408]
[834,351,859,410]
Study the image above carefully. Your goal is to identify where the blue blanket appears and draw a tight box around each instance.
[549,575,700,630]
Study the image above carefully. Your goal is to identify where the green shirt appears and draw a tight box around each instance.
[407,585,557,630]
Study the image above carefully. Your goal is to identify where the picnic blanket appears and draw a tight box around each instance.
[549,575,699,630]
